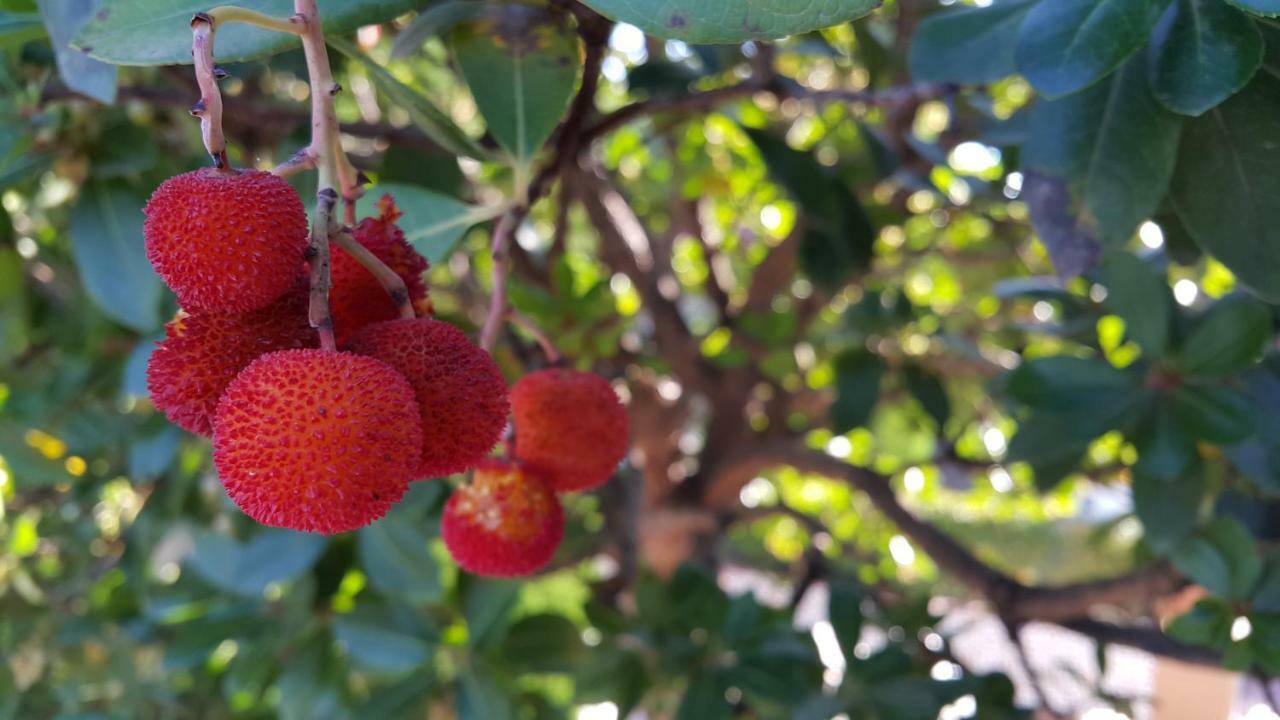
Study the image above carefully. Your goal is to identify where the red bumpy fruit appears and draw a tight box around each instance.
[329,195,432,346]
[145,168,309,313]
[441,460,564,577]
[212,349,424,535]
[348,317,509,478]
[147,285,315,436]
[511,369,629,492]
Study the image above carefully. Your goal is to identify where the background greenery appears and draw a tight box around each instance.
[2,0,1280,717]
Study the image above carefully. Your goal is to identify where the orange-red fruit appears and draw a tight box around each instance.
[348,318,509,479]
[212,349,424,535]
[145,168,309,313]
[146,286,316,436]
[441,460,564,577]
[329,195,432,346]
[511,369,629,493]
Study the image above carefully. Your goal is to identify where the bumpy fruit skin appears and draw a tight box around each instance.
[348,318,509,478]
[511,369,629,493]
[145,168,309,313]
[441,460,564,577]
[329,195,432,346]
[212,349,424,535]
[147,286,315,436]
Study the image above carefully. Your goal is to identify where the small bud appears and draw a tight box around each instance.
[213,67,229,80]
[190,12,213,28]
[189,99,206,116]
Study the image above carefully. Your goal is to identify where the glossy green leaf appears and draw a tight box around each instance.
[577,0,880,44]
[356,182,502,264]
[38,0,116,102]
[450,4,581,166]
[1173,384,1256,444]
[1007,356,1138,412]
[73,0,418,65]
[1024,57,1183,247]
[1016,0,1164,98]
[1149,0,1264,116]
[69,182,162,332]
[1176,295,1272,377]
[831,350,884,434]
[358,514,442,604]
[1101,252,1172,357]
[1169,73,1280,301]
[909,0,1037,84]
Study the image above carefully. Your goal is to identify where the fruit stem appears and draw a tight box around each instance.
[188,14,228,170]
[205,6,304,35]
[480,210,519,353]
[309,188,338,351]
[332,226,416,320]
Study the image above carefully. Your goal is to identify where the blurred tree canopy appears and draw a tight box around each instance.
[3,0,1280,717]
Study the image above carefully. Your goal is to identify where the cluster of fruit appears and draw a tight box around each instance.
[141,167,628,577]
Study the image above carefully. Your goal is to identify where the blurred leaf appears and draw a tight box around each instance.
[1006,414,1093,490]
[1007,356,1139,412]
[450,4,581,168]
[277,634,350,720]
[36,0,116,102]
[1228,1,1280,17]
[90,117,157,177]
[676,671,731,720]
[357,513,442,604]
[831,350,884,434]
[1172,384,1256,444]
[391,1,484,59]
[1133,469,1205,554]
[122,337,156,399]
[1172,518,1262,598]
[1176,295,1272,377]
[1101,252,1172,357]
[1020,171,1100,278]
[904,365,951,428]
[356,182,501,263]
[187,529,328,598]
[574,645,648,715]
[1132,404,1196,480]
[1024,57,1182,248]
[70,182,162,332]
[909,0,1036,84]
[828,578,863,660]
[500,613,585,673]
[74,0,418,65]
[0,11,44,47]
[463,577,520,649]
[576,0,879,43]
[1167,599,1231,645]
[1169,73,1280,301]
[1149,0,1263,116]
[333,607,433,674]
[352,674,432,719]
[1252,553,1280,612]
[128,425,181,478]
[457,667,515,720]
[1015,0,1164,98]
[331,36,489,160]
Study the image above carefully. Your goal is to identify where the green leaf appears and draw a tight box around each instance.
[1176,295,1273,377]
[831,350,885,434]
[74,0,418,65]
[457,667,515,720]
[391,1,484,59]
[356,183,502,264]
[1169,73,1280,301]
[1149,0,1264,116]
[357,514,442,604]
[0,11,45,47]
[909,0,1037,84]
[1132,404,1196,480]
[1015,0,1164,98]
[463,578,520,649]
[1133,470,1204,555]
[70,182,162,332]
[1172,518,1262,598]
[1100,252,1172,357]
[904,365,951,428]
[676,671,731,720]
[450,4,581,167]
[828,578,863,660]
[1173,384,1256,444]
[37,0,116,102]
[1252,553,1280,611]
[1227,0,1280,16]
[499,614,585,673]
[333,608,433,674]
[1006,414,1094,490]
[1007,356,1139,412]
[1167,599,1232,645]
[187,529,328,598]
[330,37,489,160]
[576,0,880,44]
[1024,57,1183,247]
